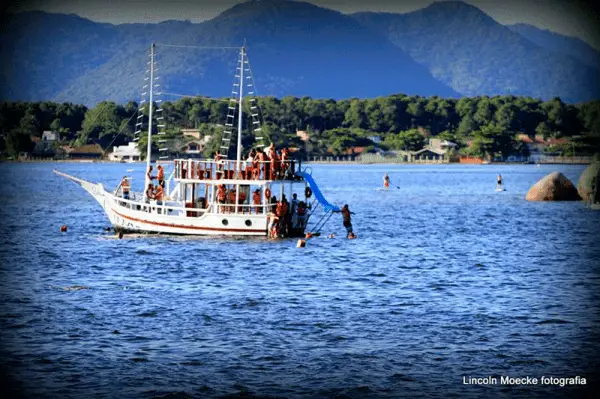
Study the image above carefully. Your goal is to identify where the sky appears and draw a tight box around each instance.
[5,0,600,51]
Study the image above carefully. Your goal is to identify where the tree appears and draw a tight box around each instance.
[4,128,33,157]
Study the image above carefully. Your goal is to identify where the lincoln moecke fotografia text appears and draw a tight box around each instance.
[463,376,586,386]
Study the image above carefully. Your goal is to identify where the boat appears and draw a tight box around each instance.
[54,43,338,237]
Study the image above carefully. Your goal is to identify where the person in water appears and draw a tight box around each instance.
[383,173,390,189]
[497,173,503,188]
[336,204,356,238]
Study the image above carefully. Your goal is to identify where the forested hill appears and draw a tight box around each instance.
[507,23,600,70]
[351,1,600,103]
[1,0,599,105]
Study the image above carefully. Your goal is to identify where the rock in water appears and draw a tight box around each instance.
[526,172,581,201]
[577,162,600,202]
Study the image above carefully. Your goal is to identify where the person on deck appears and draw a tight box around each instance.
[265,143,275,159]
[291,193,299,228]
[252,150,261,180]
[245,150,255,180]
[336,204,356,239]
[263,150,271,181]
[216,184,227,213]
[252,189,261,214]
[383,173,390,189]
[214,152,224,179]
[145,183,154,203]
[296,201,307,230]
[281,195,290,236]
[156,165,165,187]
[281,148,292,179]
[121,176,130,200]
[270,149,280,180]
[154,184,164,214]
[147,165,154,182]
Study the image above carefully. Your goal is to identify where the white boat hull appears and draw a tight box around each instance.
[54,170,269,236]
[105,204,268,236]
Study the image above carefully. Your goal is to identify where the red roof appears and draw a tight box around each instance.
[547,138,568,145]
[516,134,533,144]
[338,147,366,155]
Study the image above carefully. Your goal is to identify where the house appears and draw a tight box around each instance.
[180,140,205,158]
[42,130,60,142]
[181,128,201,140]
[108,142,141,162]
[296,130,310,142]
[428,138,457,153]
[412,148,446,162]
[69,144,104,159]
[516,133,564,162]
[32,131,61,157]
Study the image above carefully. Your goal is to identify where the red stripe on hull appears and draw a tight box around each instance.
[112,209,266,234]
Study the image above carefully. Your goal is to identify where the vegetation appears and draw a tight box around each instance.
[2,94,600,159]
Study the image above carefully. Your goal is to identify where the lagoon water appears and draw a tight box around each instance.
[0,162,599,398]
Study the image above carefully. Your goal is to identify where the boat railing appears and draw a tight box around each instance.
[110,191,273,216]
[173,159,302,182]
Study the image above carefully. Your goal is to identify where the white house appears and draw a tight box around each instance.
[109,142,141,162]
[428,138,457,153]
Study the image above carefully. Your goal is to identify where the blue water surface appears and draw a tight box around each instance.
[0,162,599,398]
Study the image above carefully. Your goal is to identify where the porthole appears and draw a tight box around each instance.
[245,220,252,226]
[222,219,229,226]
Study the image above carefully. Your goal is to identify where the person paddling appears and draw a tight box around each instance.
[497,173,503,189]
[383,173,390,189]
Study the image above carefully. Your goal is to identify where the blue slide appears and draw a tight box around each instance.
[296,171,340,212]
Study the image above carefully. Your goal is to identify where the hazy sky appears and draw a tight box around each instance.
[5,0,600,50]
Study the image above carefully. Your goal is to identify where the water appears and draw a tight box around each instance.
[1,162,599,398]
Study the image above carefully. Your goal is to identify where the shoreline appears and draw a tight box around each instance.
[0,159,592,166]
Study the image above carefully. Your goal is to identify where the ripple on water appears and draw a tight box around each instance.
[1,163,599,398]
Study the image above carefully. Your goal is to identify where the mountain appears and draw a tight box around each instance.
[2,0,599,105]
[508,23,600,70]
[352,1,600,103]
[0,0,457,105]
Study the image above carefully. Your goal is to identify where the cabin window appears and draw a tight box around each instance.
[222,219,229,226]
[245,220,252,226]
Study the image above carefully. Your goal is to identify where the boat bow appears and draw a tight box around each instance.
[53,169,108,207]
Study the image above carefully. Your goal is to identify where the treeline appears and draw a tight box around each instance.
[2,94,600,159]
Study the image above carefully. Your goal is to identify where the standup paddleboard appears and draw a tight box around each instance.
[495,188,506,192]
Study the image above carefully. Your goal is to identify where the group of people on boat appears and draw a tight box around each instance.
[215,184,248,213]
[143,164,166,207]
[175,144,298,181]
[268,193,309,239]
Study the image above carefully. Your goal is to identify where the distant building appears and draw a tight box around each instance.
[296,130,310,142]
[42,131,60,142]
[32,130,61,156]
[69,144,104,159]
[180,140,205,158]
[181,128,201,140]
[108,142,141,162]
[412,148,446,162]
[428,138,457,153]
